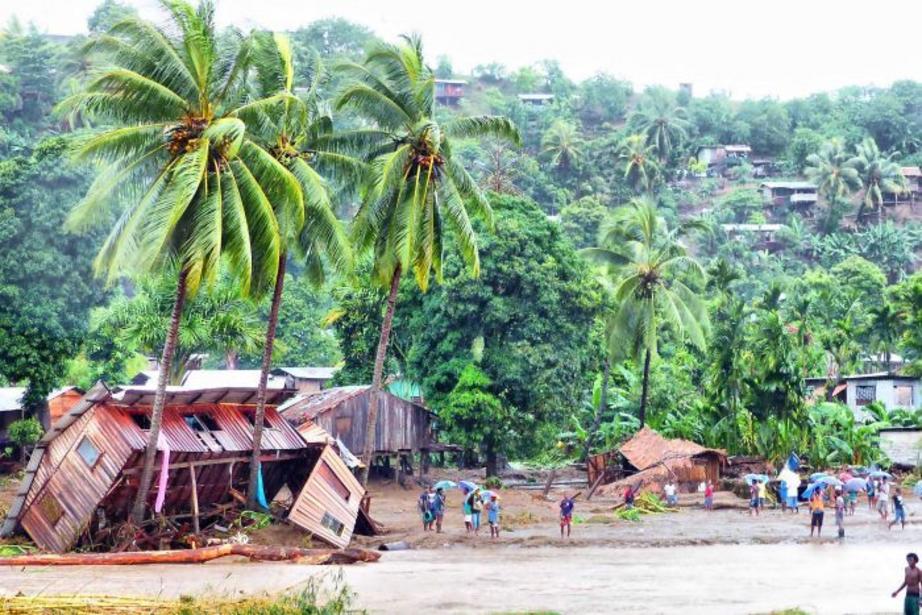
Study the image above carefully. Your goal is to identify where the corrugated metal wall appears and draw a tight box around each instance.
[312,389,432,454]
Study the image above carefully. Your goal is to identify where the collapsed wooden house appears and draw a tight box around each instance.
[588,427,727,495]
[280,385,455,476]
[0,382,365,552]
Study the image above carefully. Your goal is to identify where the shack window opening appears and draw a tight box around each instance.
[130,413,151,430]
[242,410,273,429]
[895,385,914,407]
[184,414,221,432]
[318,460,351,502]
[321,511,345,536]
[76,436,100,468]
[856,385,876,406]
[38,493,65,526]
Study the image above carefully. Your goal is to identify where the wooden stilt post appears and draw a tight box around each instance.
[421,450,430,476]
[188,463,200,534]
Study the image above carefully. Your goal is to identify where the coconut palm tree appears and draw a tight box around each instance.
[618,134,660,193]
[540,119,583,170]
[629,95,690,162]
[804,138,860,233]
[332,35,519,484]
[241,33,354,508]
[847,137,906,224]
[61,0,302,522]
[866,302,905,374]
[583,198,709,425]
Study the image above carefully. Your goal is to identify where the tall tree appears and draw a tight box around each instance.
[866,302,905,374]
[63,0,301,523]
[242,33,353,508]
[629,92,689,162]
[847,137,906,224]
[583,198,709,425]
[804,138,860,233]
[333,35,519,484]
[617,134,660,193]
[540,119,583,171]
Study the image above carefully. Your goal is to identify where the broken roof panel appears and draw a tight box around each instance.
[619,426,727,471]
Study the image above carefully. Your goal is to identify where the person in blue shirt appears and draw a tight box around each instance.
[432,487,446,533]
[560,494,575,538]
[486,494,501,538]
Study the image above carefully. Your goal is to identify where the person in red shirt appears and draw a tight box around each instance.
[704,481,714,511]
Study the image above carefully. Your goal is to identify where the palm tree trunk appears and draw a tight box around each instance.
[583,358,610,462]
[639,349,652,427]
[247,254,286,510]
[358,265,401,487]
[130,268,189,524]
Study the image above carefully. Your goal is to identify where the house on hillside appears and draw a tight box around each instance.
[696,144,751,175]
[0,383,365,552]
[280,385,449,476]
[270,367,337,393]
[434,79,467,106]
[587,427,727,495]
[721,223,786,251]
[518,93,554,106]
[845,373,920,419]
[882,167,921,206]
[760,181,818,211]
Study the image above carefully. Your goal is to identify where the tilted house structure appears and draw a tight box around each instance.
[0,383,364,552]
[280,386,448,475]
[589,427,727,495]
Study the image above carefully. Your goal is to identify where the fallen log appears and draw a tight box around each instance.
[0,544,380,566]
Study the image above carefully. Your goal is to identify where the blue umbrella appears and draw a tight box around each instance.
[480,489,497,500]
[801,482,825,500]
[870,470,892,479]
[810,472,829,482]
[434,480,457,491]
[845,478,867,492]
[816,475,842,487]
[459,480,479,494]
[744,474,770,485]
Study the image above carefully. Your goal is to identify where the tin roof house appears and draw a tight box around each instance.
[760,181,818,212]
[844,373,921,420]
[0,383,365,552]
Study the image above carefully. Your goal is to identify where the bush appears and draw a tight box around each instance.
[8,418,42,448]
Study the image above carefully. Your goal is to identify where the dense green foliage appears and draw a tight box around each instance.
[2,1,922,471]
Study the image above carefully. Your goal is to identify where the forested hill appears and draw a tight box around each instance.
[1,5,921,467]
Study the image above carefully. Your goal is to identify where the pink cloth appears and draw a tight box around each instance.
[154,432,170,514]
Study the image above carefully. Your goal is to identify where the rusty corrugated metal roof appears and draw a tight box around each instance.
[619,427,727,471]
[279,386,369,425]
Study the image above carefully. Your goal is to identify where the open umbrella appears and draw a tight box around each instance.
[480,489,497,501]
[838,472,854,482]
[744,474,770,485]
[459,480,479,494]
[434,480,457,491]
[815,476,842,487]
[845,478,867,492]
[870,471,892,479]
[801,482,827,500]
[810,472,829,482]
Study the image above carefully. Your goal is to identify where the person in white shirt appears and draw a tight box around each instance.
[663,480,678,507]
[878,478,891,521]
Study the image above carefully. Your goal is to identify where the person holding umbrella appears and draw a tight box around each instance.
[809,487,825,537]
[433,487,446,533]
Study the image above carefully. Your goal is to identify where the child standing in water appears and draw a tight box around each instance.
[486,494,501,538]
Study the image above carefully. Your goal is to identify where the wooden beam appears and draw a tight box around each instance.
[122,452,307,475]
[188,463,200,534]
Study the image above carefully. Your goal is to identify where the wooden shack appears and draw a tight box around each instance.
[1,383,365,552]
[589,427,727,496]
[280,385,443,475]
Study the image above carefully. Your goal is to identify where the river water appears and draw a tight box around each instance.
[340,541,916,614]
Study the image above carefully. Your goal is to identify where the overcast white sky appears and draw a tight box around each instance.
[3,0,921,100]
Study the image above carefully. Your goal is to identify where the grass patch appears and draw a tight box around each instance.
[503,511,540,528]
[0,572,358,614]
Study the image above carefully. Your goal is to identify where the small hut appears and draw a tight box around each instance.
[589,427,727,495]
[0,383,365,552]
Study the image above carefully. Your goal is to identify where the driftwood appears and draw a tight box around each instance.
[0,544,380,567]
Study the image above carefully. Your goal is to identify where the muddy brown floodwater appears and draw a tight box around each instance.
[1,540,918,614]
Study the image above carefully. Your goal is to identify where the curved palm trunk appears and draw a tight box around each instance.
[583,358,610,462]
[247,254,286,509]
[639,349,652,427]
[130,269,189,524]
[358,265,401,487]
